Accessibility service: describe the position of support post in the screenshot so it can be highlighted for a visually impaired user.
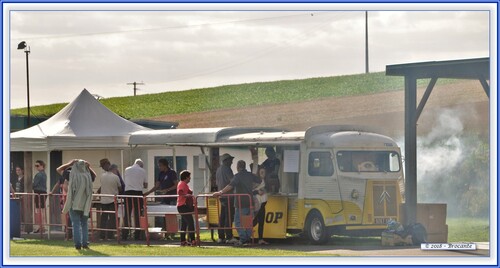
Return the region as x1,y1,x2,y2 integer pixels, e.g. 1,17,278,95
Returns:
46,151,51,239
365,11,369,74
404,75,418,225
25,50,31,127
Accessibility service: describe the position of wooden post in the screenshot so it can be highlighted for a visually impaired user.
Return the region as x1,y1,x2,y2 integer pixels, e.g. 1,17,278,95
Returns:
23,152,33,233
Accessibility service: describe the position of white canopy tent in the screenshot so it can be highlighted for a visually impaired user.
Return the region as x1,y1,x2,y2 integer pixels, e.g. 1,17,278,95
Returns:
10,88,152,197
9,89,152,237
10,89,150,151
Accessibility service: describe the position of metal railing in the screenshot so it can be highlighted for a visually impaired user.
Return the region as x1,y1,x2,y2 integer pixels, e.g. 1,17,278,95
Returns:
197,193,254,244
11,192,68,239
11,192,254,246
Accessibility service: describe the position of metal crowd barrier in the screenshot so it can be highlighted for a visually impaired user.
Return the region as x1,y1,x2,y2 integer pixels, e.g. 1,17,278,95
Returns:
196,193,254,245
89,194,120,242
141,194,200,246
11,192,69,239
11,192,254,246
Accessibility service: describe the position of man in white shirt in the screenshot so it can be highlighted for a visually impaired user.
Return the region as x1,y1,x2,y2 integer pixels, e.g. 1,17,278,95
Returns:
122,159,148,240
98,158,122,240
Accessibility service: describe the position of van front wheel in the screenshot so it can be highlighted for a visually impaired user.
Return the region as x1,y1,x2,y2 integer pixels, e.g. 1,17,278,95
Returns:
305,210,329,244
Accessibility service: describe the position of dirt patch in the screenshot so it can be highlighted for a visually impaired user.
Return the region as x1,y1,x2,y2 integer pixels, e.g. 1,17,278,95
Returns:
152,80,489,137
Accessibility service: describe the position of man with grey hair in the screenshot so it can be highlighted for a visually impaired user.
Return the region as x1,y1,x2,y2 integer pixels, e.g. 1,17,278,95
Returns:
122,159,148,240
214,160,261,246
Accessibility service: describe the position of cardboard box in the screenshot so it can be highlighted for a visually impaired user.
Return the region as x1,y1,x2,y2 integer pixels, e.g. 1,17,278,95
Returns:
426,224,448,243
381,231,413,246
416,203,447,233
401,203,447,233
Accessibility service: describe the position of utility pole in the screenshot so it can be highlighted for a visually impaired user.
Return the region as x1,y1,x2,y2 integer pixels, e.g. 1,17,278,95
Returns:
17,41,31,126
127,81,144,96
365,11,369,74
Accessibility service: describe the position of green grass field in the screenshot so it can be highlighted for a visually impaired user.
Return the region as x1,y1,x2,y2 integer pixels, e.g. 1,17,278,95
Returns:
10,72,458,119
447,217,490,242
9,239,332,257
9,218,488,257
10,230,333,257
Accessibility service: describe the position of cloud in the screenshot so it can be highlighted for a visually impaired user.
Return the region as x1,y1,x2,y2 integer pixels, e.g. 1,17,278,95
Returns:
370,11,489,67
8,8,490,108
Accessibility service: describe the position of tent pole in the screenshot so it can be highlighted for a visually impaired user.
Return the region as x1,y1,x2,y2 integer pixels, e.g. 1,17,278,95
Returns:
46,151,51,239
120,150,124,175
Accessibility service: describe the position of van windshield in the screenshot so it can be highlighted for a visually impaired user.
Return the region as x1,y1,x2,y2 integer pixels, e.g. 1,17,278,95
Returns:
336,151,400,172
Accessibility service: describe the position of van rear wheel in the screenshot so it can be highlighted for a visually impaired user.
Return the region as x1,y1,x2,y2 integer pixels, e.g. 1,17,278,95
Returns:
305,210,329,244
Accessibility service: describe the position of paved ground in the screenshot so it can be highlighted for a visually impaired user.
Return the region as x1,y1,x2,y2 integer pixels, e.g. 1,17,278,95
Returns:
138,239,490,257
195,239,490,257
288,243,490,257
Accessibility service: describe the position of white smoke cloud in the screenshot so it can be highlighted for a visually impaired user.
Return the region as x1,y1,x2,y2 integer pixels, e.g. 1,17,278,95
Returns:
396,106,489,216
418,109,465,178
395,108,466,179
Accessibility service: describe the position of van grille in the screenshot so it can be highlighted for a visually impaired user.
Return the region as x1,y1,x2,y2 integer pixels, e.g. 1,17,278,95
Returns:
372,183,397,223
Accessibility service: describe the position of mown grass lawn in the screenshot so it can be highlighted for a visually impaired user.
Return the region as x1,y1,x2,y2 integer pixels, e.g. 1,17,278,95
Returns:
9,230,332,257
9,239,332,257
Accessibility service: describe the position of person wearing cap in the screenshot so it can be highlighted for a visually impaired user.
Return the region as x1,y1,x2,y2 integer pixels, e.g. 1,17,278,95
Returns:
214,153,237,244
122,159,148,240
97,158,122,240
214,160,261,246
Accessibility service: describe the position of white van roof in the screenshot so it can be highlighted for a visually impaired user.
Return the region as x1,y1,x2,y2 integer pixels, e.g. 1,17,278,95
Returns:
128,127,289,146
128,125,396,148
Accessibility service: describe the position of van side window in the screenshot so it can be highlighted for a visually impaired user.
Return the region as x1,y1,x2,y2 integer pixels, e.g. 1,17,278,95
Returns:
308,151,334,176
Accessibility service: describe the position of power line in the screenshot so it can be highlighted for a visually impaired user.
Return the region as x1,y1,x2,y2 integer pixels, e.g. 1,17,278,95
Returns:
12,12,332,41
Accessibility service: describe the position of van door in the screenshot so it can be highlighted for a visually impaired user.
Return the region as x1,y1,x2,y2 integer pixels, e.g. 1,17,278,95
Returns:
304,149,343,214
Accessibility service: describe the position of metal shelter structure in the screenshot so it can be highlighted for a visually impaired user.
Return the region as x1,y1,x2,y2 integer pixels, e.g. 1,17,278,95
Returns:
385,57,490,224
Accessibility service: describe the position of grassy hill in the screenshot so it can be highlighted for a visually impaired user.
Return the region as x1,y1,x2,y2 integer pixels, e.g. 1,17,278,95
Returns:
11,72,453,119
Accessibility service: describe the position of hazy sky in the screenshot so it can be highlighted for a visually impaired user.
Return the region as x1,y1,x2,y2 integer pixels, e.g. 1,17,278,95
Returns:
7,3,492,109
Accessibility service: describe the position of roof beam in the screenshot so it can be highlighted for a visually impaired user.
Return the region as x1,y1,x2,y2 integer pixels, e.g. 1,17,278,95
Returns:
386,57,490,81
